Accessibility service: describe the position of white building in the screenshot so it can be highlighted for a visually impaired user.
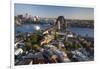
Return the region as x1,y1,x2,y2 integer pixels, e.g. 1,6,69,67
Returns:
15,48,23,55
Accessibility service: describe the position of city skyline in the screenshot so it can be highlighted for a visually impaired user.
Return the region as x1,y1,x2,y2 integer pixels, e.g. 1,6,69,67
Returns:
15,3,94,20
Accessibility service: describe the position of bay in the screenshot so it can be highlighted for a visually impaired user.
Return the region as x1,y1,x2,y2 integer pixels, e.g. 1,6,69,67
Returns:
15,24,94,38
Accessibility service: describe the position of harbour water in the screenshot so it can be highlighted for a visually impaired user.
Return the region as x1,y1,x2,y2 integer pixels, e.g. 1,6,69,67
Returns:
15,24,94,38
67,28,94,38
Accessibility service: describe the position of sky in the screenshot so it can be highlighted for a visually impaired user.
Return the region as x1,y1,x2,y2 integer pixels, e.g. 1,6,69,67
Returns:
14,3,94,20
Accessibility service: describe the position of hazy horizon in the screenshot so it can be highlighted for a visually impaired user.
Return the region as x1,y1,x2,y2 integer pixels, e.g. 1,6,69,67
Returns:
15,4,94,20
